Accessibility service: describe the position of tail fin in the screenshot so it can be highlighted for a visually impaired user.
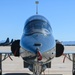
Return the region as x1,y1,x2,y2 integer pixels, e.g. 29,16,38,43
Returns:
5,38,9,43
11,39,13,43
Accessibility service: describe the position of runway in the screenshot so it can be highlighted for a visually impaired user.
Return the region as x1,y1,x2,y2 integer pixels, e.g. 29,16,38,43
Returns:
0,46,74,75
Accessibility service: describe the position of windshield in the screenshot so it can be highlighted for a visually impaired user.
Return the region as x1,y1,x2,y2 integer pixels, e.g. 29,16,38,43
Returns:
24,20,52,35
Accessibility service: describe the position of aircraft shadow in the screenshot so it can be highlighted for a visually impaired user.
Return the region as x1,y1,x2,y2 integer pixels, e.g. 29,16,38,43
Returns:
4,73,62,75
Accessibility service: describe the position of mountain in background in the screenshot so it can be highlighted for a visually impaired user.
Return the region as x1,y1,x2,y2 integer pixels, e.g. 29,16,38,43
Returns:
62,41,75,46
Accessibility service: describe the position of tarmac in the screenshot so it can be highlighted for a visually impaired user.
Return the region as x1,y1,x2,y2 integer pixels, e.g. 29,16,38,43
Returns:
1,55,72,75
0,46,74,75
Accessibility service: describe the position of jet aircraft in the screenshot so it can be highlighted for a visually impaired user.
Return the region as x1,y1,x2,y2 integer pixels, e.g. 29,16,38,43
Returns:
0,1,75,75
9,15,64,75
0,12,75,75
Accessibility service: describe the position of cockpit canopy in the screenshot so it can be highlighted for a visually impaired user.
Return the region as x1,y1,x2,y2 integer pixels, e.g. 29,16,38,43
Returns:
24,15,52,35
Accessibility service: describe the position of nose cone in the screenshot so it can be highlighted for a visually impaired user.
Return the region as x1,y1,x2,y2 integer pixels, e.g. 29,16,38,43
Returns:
20,34,37,53
20,33,55,54
20,15,55,54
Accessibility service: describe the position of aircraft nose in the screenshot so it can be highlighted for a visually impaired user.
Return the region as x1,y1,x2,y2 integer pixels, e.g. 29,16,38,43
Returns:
20,35,38,53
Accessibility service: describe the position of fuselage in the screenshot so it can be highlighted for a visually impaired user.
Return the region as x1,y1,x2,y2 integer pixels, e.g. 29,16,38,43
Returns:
20,15,56,64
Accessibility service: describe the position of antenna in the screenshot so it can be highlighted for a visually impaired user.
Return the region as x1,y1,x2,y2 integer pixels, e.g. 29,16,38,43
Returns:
35,1,39,14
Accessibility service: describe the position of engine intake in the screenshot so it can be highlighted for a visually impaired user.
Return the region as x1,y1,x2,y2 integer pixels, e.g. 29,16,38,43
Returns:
11,40,20,56
56,42,64,57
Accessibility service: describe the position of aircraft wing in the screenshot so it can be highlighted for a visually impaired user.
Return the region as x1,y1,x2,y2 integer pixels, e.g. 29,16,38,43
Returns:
62,41,75,54
0,46,12,54
64,50,75,54
0,44,75,54
0,50,12,54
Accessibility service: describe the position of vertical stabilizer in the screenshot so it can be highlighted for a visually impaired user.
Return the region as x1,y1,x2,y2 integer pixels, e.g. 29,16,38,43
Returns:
5,38,9,43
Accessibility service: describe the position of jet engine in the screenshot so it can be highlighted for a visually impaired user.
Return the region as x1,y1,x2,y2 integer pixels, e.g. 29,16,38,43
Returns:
11,40,20,56
56,42,64,57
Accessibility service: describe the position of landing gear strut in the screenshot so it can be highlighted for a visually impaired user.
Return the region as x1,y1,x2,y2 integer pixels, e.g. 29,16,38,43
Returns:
33,62,42,75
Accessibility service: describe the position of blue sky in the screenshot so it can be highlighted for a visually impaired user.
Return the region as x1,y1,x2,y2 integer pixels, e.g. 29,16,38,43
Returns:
0,0,75,41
